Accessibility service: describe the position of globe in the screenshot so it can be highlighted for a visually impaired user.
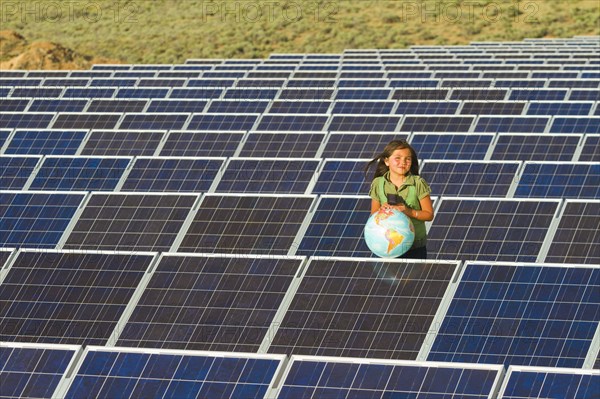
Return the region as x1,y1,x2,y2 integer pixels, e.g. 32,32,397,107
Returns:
364,208,415,258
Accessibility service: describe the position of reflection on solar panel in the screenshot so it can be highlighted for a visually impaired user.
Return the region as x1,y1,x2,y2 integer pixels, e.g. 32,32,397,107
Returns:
257,115,328,131
177,194,314,255
239,132,325,157
207,100,269,113
52,113,121,130
159,131,244,157
0,343,78,399
428,262,600,368
550,117,600,133
515,162,600,198
187,114,258,130
329,115,400,132
396,101,460,115
527,101,593,116
323,133,403,160
421,161,520,197
410,133,494,160
0,191,85,248
118,113,189,130
121,157,223,192
401,116,474,132
117,254,303,351
87,99,148,113
475,116,549,133
0,113,54,129
0,156,40,190
277,357,503,399
0,250,153,344
498,366,600,399
296,196,372,257
62,347,284,399
312,160,371,195
4,130,87,156
63,193,197,251
428,198,560,262
491,134,581,161
29,156,130,191
268,258,458,359
544,200,600,264
81,130,164,156
269,101,331,114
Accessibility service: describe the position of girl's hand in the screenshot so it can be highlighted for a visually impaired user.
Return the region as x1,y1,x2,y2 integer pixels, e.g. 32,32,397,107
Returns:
382,203,408,213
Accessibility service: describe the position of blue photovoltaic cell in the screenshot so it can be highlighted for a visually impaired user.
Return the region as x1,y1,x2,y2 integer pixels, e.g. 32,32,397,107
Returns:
312,160,371,195
0,251,153,344
160,131,243,157
428,263,600,368
388,79,439,88
400,116,474,132
550,117,600,134
335,89,391,100
118,114,189,130
515,163,600,199
278,359,501,399
147,100,208,113
0,156,40,190
81,131,164,156
0,113,54,129
117,255,301,351
491,134,581,161
257,115,328,131
269,101,331,114
410,133,494,160
322,133,407,158
329,116,401,132
338,79,387,87
29,157,131,191
116,88,169,98
170,88,223,99
421,162,520,197
428,199,559,262
545,201,600,265
121,157,223,192
475,117,549,133
65,350,282,399
207,100,269,113
579,134,600,161
526,102,593,116
28,99,88,113
89,78,137,87
569,89,600,101
224,89,279,100
10,88,62,98
4,130,87,156
395,101,460,115
187,114,258,130
216,159,319,193
296,196,373,257
500,368,600,399
239,132,325,157
63,88,115,98
0,345,77,399
278,89,334,100
0,192,84,248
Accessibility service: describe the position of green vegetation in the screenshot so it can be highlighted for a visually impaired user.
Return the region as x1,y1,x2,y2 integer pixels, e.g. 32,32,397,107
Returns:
2,0,598,63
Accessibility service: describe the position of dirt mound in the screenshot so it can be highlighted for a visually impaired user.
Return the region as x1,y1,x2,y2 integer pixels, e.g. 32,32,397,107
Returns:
0,30,120,70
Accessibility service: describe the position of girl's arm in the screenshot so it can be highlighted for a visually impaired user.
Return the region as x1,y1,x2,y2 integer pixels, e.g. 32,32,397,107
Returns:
371,199,381,214
378,195,435,221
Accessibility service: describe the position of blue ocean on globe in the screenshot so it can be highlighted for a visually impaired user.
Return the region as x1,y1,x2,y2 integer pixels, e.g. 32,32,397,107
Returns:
364,208,415,258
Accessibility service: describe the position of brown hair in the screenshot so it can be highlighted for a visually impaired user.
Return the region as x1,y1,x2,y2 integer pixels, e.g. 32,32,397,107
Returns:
365,139,420,179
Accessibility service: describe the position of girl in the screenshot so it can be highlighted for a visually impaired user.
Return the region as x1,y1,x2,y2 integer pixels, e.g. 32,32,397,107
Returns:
366,139,434,259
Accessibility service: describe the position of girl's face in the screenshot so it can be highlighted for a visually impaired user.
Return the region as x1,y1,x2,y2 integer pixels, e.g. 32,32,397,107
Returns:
385,147,412,176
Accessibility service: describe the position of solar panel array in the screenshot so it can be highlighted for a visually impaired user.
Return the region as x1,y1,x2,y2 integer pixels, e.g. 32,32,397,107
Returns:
2,36,600,397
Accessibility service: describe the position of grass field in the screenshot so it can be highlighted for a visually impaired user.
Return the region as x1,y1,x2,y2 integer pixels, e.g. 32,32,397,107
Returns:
1,0,599,64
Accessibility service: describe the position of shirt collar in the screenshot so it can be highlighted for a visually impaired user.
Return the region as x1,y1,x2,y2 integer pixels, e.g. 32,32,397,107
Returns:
384,171,416,186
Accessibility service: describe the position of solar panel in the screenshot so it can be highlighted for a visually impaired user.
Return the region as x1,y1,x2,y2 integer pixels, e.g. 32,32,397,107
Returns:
169,88,223,99
550,117,600,134
3,129,87,156
497,366,600,399
176,194,314,255
0,191,85,248
61,347,284,399
410,133,495,160
267,257,458,359
138,78,186,87
115,88,170,99
321,132,406,158
509,89,567,101
312,159,371,195
62,87,115,99
278,88,334,100
0,113,54,129
0,155,41,190
239,132,325,157
224,88,279,100
338,79,387,88
42,78,89,87
494,79,546,88
117,253,304,351
256,114,328,131
187,114,258,130
207,100,269,113
29,156,131,191
121,157,224,192
461,102,526,115
475,116,549,133
10,87,63,98
450,89,507,101
421,161,520,197
52,113,121,130
395,101,460,115
401,116,474,132
428,198,560,262
63,193,198,252
0,250,154,344
527,101,593,116
427,262,600,368
86,99,147,113
0,129,11,147
28,99,88,113
491,133,582,161
335,89,391,100
0,99,31,112
569,89,600,101
89,78,137,87
543,200,600,264
118,113,189,130
276,357,503,399
80,130,165,156
216,158,319,193
159,130,244,157
515,162,600,199
329,115,401,132
0,343,79,399
579,134,600,161
269,100,331,114
331,101,394,114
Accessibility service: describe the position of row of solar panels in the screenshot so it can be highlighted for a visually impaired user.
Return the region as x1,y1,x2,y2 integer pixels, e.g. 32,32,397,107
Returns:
1,191,598,263
2,155,598,197
2,342,598,399
1,253,599,367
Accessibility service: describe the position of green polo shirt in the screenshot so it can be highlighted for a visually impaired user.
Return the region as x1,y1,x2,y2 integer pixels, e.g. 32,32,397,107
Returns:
369,172,432,248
